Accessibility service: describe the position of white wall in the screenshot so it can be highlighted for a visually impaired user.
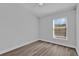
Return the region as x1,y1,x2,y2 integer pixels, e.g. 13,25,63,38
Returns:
76,4,79,56
0,4,39,54
0,3,77,55
40,10,76,48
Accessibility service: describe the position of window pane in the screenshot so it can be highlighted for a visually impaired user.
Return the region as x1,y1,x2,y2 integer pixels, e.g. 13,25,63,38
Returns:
53,17,66,39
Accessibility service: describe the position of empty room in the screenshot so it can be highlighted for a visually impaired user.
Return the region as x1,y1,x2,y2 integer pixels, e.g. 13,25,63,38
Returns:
0,3,79,56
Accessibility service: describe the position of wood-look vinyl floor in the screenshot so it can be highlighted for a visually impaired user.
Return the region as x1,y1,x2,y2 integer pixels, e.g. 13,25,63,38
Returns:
0,40,77,56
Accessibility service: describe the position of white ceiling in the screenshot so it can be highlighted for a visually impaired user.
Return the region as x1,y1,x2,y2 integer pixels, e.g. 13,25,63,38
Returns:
20,3,77,18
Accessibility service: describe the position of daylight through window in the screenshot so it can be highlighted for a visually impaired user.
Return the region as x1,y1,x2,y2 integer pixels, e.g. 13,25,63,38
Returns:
53,17,67,39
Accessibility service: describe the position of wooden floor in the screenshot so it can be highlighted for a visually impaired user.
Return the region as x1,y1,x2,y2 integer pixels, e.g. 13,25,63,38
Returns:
0,40,77,56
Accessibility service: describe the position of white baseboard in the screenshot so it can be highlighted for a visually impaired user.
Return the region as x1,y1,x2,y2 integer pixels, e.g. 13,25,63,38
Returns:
0,38,77,55
76,47,79,56
38,39,75,48
0,39,38,55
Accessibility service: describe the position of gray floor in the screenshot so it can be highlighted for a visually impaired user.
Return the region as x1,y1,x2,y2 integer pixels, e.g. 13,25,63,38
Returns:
0,40,78,56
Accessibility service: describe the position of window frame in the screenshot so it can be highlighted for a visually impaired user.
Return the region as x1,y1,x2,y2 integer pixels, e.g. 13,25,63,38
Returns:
53,17,68,40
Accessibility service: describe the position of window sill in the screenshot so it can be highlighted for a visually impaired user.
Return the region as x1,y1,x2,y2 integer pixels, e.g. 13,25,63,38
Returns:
53,36,67,40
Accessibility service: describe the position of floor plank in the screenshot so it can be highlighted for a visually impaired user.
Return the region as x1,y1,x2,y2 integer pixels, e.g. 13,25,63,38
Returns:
0,40,78,56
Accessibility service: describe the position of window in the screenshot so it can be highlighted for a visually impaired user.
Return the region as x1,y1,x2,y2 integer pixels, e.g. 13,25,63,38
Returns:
53,17,67,39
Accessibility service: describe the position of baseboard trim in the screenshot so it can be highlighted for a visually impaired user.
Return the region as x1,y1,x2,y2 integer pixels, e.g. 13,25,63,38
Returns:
38,39,76,48
76,47,79,56
0,38,77,55
0,39,38,55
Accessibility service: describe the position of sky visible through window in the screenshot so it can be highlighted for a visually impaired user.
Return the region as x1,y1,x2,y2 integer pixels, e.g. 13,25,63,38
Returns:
54,18,66,25
53,17,66,39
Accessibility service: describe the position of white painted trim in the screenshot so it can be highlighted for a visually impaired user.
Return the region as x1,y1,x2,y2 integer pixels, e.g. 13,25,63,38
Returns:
0,38,76,55
38,39,75,48
53,17,68,40
0,39,38,55
76,47,79,56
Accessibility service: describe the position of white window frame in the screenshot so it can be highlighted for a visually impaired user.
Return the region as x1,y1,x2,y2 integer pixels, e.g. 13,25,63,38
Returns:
53,17,68,40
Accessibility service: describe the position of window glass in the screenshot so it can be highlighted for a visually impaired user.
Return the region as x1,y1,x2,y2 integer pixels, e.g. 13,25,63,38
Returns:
53,17,67,39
